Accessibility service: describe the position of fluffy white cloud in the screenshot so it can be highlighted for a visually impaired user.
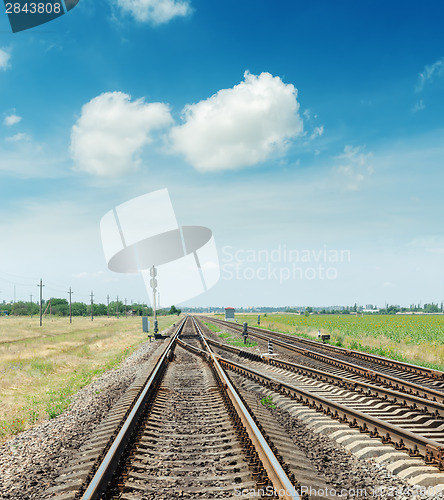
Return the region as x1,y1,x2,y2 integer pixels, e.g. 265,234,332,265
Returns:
417,57,444,91
170,72,304,171
0,48,11,70
334,145,373,191
115,0,191,24
4,113,21,126
70,91,173,177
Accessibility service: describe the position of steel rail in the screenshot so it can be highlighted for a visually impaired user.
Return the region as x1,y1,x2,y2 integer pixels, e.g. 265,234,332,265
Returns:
203,316,444,381
80,317,186,500
213,354,444,470
203,336,444,418
200,317,444,403
190,317,300,500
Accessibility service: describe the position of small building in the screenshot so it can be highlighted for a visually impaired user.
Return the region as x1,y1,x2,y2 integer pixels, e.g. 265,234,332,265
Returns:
224,307,235,321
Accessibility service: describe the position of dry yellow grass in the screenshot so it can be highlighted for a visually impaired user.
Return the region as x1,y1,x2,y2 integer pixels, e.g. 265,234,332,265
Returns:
0,315,178,443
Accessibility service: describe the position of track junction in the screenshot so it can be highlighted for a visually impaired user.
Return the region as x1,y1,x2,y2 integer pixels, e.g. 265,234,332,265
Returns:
48,316,444,499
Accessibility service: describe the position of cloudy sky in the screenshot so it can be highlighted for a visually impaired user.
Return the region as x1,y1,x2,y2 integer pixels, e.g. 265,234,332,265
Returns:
0,0,443,308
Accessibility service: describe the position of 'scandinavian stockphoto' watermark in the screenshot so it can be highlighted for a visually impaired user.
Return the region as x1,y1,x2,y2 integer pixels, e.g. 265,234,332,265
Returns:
222,244,351,284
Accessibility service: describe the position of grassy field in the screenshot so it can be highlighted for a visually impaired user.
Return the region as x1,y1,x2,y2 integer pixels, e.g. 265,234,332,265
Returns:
216,313,444,372
0,315,179,443
203,321,258,348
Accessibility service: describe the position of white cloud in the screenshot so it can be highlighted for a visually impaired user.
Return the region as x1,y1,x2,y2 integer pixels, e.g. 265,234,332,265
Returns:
70,91,173,177
4,113,22,126
115,0,191,24
0,48,11,70
5,132,30,142
170,71,304,171
334,145,373,191
310,125,324,139
411,100,425,113
417,57,444,91
0,134,68,178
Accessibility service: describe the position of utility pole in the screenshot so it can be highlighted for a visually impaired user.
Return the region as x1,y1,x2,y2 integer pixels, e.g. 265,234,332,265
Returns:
30,294,33,319
107,294,110,318
90,291,94,321
116,296,119,318
68,288,73,324
125,298,127,318
38,279,44,327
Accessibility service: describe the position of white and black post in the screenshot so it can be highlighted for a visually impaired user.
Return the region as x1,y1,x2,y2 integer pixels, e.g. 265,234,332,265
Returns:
150,265,159,337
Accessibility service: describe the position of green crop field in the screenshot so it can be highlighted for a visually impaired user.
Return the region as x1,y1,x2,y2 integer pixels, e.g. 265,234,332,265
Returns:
220,313,444,372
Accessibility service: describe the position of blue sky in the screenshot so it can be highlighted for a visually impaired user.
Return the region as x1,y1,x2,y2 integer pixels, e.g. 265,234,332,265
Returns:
0,0,443,308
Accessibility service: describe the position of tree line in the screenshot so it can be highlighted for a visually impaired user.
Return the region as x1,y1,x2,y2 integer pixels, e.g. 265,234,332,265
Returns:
0,299,181,317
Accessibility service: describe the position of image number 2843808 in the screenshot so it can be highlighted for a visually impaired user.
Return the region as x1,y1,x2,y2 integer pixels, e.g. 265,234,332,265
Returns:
3,0,80,32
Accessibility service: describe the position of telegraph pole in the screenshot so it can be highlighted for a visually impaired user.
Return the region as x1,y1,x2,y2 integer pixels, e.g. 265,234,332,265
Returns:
30,294,33,319
38,279,44,327
107,294,110,318
90,291,94,321
125,298,127,318
116,296,119,318
68,288,73,324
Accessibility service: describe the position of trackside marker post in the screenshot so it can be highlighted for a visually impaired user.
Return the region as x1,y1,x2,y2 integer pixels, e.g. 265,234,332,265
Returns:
242,322,248,345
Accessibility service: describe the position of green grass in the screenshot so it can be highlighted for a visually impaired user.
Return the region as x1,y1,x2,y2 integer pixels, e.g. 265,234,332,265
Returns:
218,332,258,348
29,359,53,376
203,321,221,333
232,313,444,372
261,395,276,409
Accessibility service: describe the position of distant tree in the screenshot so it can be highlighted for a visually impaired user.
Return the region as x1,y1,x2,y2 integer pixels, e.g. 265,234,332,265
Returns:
424,303,440,313
169,305,181,316
95,303,108,316
49,298,69,316
11,301,28,315
1,303,12,315
383,304,400,314
71,302,87,316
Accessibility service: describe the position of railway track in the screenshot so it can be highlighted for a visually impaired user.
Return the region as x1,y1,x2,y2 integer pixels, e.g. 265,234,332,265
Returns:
48,315,444,499
201,316,444,402
49,317,306,499
196,318,444,490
